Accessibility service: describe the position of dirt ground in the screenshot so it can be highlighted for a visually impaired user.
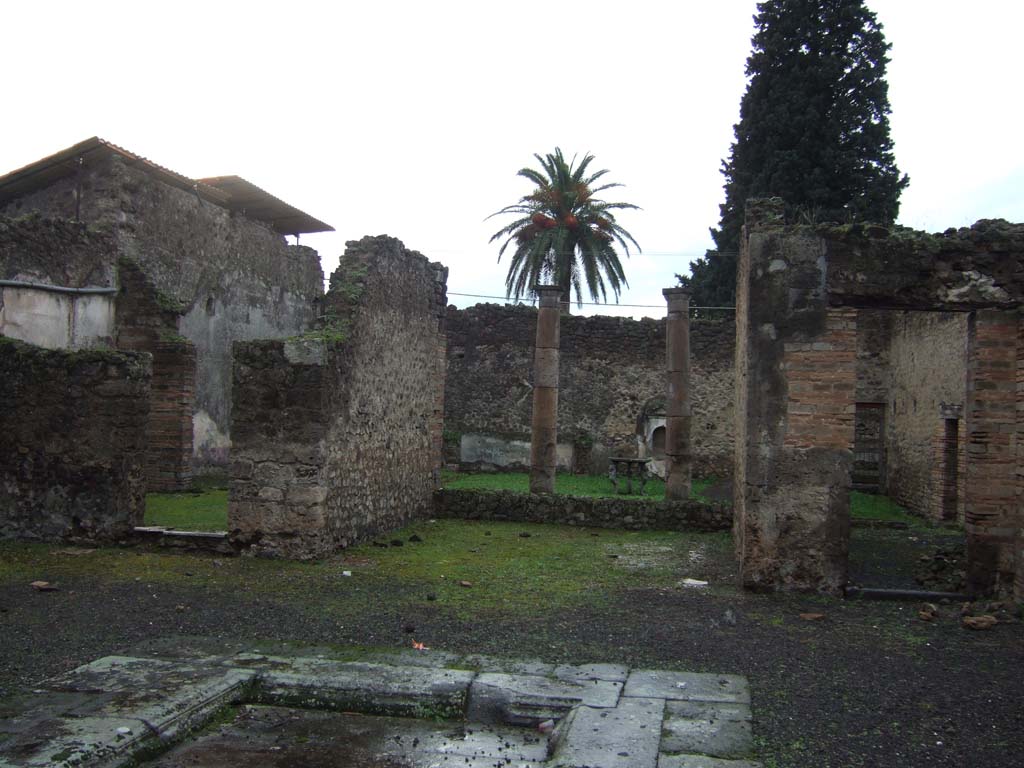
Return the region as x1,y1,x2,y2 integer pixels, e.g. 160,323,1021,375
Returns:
1,524,1021,768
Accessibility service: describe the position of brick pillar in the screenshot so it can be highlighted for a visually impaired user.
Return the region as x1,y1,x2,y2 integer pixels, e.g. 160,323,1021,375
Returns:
663,287,692,500
146,340,196,492
734,199,854,593
964,309,1019,595
530,286,562,494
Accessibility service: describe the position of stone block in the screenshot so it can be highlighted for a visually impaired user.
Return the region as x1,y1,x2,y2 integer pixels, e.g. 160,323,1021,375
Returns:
286,485,328,505
623,670,750,704
548,697,664,768
253,659,474,718
466,672,622,726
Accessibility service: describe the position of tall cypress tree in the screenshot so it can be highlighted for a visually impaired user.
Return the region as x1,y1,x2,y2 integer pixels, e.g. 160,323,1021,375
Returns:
681,0,908,306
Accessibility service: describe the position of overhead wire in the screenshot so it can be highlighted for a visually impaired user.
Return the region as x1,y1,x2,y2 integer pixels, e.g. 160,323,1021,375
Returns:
446,291,735,311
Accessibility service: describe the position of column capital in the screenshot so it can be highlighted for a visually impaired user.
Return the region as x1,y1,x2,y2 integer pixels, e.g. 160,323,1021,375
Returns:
663,287,691,314
534,285,562,309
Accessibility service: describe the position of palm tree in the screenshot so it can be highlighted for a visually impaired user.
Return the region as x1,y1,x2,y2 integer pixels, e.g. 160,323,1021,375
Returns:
488,148,640,310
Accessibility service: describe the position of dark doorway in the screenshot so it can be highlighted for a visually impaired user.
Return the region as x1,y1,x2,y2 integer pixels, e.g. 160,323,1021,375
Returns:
852,403,885,493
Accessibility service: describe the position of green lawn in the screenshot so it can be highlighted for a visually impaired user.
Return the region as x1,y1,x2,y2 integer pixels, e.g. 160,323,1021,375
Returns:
142,471,928,534
441,470,714,501
144,486,228,532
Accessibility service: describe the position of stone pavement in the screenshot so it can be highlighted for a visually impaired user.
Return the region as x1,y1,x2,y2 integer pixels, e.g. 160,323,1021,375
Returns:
0,648,760,767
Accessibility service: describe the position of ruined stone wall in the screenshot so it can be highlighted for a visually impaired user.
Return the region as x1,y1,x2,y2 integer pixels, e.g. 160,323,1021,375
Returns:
884,312,968,519
1,154,324,470
230,236,447,558
444,305,735,478
856,310,892,404
0,214,117,287
0,337,149,542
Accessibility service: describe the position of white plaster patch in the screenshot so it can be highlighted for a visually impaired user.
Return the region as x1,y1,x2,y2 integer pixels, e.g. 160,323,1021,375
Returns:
768,259,788,273
193,410,231,461
941,270,1010,304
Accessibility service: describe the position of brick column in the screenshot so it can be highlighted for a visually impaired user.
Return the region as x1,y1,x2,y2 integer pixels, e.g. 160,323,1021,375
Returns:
964,309,1019,595
734,199,854,593
663,287,692,500
530,286,562,494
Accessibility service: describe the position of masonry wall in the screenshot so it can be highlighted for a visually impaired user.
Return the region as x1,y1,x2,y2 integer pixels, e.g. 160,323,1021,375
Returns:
0,337,149,542
436,489,731,532
230,236,447,558
884,311,968,519
444,305,735,478
1,153,324,471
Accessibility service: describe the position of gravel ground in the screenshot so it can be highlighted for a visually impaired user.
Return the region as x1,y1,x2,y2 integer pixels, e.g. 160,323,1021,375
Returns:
1,531,1021,768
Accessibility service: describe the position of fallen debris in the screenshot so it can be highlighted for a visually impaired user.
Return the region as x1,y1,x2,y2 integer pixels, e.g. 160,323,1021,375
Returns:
459,580,473,588
29,581,58,592
799,613,826,621
679,578,709,588
962,615,997,631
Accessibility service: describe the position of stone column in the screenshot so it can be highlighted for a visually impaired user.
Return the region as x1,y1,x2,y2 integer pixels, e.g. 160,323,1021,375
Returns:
733,199,854,594
530,285,562,494
663,287,692,500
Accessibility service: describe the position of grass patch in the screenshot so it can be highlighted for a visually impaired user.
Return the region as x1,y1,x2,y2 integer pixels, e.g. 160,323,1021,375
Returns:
145,488,228,532
0,521,735,620
849,492,960,532
442,470,714,501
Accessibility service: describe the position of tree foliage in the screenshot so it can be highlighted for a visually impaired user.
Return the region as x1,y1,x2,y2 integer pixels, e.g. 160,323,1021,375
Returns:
680,0,908,306
489,148,640,308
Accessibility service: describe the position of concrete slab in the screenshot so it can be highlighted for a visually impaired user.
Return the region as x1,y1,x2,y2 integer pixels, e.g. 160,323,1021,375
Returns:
351,648,463,669
0,714,153,768
254,658,474,718
666,700,752,723
145,705,546,768
459,653,556,677
1,649,756,767
658,755,763,768
43,656,257,741
467,672,622,726
552,662,630,683
549,697,665,768
661,713,754,759
624,670,750,704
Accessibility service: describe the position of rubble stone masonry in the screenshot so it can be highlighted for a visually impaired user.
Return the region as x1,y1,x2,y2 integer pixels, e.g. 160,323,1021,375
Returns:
229,236,447,558
1,152,324,470
0,336,149,542
444,304,735,478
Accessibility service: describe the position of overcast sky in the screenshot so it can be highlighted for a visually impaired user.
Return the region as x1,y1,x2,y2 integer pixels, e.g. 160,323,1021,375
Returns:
3,1,1021,318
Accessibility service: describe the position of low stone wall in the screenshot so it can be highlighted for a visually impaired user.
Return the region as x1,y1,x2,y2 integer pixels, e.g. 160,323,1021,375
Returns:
0,336,150,542
435,489,731,532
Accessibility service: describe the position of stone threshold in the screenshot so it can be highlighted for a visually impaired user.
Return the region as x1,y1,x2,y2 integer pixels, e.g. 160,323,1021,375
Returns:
0,649,760,768
132,526,237,554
